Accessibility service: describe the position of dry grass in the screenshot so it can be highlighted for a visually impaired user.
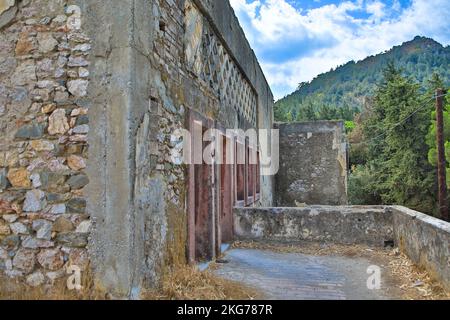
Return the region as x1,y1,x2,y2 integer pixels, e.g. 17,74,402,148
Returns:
141,265,261,300
1,263,259,300
387,252,449,300
232,240,450,300
0,267,107,300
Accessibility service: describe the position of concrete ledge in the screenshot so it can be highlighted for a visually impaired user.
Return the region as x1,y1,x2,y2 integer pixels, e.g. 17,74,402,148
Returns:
234,206,394,246
234,205,450,291
390,206,450,291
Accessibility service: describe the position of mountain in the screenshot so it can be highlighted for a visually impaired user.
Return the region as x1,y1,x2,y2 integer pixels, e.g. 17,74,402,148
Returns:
274,36,450,122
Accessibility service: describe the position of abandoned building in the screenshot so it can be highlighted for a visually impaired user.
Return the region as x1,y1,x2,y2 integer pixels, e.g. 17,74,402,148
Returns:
0,0,275,296
0,0,449,299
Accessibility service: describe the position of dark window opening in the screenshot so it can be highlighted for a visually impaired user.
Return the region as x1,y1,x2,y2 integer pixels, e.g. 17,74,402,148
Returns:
159,20,166,32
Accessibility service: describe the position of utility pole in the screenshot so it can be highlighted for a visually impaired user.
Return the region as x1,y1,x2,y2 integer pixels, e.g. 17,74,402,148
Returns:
435,88,449,221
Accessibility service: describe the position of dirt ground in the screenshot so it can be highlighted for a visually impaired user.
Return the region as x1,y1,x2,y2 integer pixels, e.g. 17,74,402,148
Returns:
141,265,259,300
219,240,449,300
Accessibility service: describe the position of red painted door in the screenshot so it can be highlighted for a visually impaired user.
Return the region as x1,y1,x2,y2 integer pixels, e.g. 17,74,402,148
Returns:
194,159,213,261
187,111,214,263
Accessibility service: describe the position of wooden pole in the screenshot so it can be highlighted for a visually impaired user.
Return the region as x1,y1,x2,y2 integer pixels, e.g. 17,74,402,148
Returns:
435,88,449,221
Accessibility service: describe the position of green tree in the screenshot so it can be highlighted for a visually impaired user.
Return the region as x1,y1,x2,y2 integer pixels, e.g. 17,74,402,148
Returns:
348,165,381,205
362,63,436,214
428,73,445,94
302,103,317,121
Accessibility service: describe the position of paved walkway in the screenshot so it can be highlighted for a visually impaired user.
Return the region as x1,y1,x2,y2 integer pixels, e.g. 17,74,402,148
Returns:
213,248,403,300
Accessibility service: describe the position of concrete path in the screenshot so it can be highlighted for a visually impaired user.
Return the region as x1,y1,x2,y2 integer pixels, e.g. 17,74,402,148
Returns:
213,248,402,300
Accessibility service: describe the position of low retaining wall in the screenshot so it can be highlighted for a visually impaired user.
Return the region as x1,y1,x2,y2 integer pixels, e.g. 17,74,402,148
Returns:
234,206,394,246
390,206,450,291
234,206,450,291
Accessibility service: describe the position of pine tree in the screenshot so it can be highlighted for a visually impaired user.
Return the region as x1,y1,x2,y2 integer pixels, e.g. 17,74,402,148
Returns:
363,63,436,214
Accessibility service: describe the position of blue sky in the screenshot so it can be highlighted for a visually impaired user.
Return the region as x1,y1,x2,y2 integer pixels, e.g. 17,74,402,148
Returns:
229,0,450,100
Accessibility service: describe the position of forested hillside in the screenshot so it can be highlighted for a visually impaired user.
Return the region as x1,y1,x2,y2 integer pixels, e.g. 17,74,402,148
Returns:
275,36,450,122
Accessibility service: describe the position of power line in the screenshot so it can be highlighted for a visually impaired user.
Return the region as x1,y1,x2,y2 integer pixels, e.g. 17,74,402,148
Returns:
353,92,450,146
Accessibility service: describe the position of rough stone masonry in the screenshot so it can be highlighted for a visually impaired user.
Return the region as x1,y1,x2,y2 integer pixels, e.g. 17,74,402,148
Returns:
275,121,348,206
0,0,91,288
0,0,275,297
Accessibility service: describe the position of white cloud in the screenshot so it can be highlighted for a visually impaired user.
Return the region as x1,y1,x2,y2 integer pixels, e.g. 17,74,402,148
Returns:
392,0,401,12
230,0,450,100
366,1,386,21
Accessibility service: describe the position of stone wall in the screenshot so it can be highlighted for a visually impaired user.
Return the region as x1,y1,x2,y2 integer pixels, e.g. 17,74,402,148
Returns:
234,206,394,246
274,121,348,206
0,0,274,297
0,0,91,287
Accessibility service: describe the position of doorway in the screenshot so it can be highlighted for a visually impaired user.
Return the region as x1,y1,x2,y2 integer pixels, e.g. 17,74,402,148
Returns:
220,134,234,243
187,111,215,263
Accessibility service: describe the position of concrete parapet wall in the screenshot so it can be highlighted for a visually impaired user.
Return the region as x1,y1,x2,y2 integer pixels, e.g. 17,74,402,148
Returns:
234,206,394,246
390,206,450,291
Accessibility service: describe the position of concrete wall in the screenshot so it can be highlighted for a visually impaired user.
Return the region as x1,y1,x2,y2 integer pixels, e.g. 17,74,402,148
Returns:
274,121,348,206
83,0,274,298
391,206,450,291
234,206,450,291
234,206,394,246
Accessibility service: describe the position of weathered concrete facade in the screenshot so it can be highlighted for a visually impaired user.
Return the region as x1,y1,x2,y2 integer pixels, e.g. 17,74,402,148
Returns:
0,0,274,297
234,206,450,291
275,121,348,206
